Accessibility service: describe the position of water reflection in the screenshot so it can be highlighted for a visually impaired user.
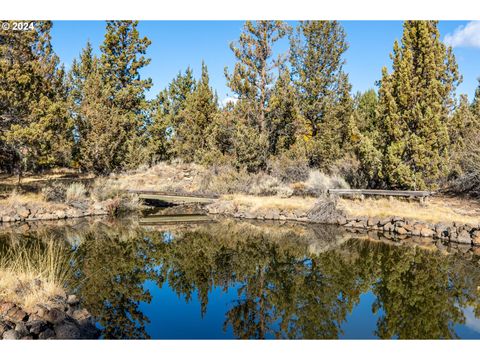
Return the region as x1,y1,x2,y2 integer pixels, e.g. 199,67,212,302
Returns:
1,218,479,339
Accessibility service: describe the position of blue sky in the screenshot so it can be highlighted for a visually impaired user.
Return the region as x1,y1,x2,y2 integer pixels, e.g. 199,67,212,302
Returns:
50,21,480,102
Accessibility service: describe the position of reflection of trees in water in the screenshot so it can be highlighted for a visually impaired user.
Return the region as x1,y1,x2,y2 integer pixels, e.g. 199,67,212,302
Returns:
1,219,479,339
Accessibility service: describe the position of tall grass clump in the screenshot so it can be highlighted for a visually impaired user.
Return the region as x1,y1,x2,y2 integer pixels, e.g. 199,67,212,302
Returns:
305,170,350,196
65,182,87,203
0,239,75,310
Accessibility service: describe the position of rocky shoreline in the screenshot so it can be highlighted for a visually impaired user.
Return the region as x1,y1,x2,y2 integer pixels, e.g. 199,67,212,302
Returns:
206,198,480,247
0,202,110,223
0,295,99,340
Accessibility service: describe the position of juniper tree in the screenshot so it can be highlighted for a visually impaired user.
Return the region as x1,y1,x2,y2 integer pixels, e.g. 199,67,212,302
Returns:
0,21,73,173
290,21,353,170
266,66,300,155
472,79,480,120
100,20,152,170
147,68,196,162
225,21,290,132
174,62,218,162
377,21,461,190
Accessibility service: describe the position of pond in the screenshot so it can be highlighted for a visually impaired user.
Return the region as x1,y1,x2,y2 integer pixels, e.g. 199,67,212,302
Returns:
1,217,480,339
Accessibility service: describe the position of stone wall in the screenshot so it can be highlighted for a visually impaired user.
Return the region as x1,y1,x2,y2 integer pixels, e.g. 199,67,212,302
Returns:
206,199,480,247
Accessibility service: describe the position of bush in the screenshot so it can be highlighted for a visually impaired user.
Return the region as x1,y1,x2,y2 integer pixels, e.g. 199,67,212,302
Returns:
304,170,349,196
276,185,294,198
267,155,309,183
41,182,66,202
65,183,87,203
248,173,281,196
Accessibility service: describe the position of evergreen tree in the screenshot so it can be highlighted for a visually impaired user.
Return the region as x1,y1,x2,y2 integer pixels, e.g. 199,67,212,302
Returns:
147,68,196,162
100,20,152,170
290,21,353,170
377,21,461,190
0,21,73,173
76,58,127,174
174,62,218,162
472,79,480,120
266,66,300,155
225,21,290,132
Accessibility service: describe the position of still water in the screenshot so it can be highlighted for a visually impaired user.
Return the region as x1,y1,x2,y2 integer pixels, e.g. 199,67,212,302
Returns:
1,217,480,339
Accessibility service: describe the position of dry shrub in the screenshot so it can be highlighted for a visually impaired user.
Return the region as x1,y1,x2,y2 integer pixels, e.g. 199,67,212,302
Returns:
200,165,251,194
248,173,281,196
90,178,123,202
267,155,310,183
304,170,349,196
65,182,87,203
41,182,67,202
276,185,294,198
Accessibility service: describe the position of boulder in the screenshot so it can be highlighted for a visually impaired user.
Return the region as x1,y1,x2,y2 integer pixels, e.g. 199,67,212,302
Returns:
67,295,79,306
455,230,472,245
2,329,20,340
26,320,48,335
472,230,480,246
16,206,30,219
15,323,29,337
38,328,56,340
420,227,435,237
396,227,408,235
54,321,81,339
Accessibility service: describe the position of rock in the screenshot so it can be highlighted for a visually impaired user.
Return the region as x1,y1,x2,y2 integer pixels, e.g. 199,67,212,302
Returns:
353,220,367,229
420,227,435,237
471,230,480,246
42,308,66,325
26,320,48,335
367,218,379,227
15,323,29,337
396,227,408,235
455,230,472,245
38,328,56,340
72,309,90,322
2,329,20,340
0,302,16,315
383,223,394,232
0,322,9,336
16,206,30,219
21,335,34,340
5,306,28,323
54,322,81,339
66,295,79,306
55,210,66,219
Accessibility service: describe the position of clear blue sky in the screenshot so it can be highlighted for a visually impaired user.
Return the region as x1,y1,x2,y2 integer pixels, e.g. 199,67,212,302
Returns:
50,21,480,102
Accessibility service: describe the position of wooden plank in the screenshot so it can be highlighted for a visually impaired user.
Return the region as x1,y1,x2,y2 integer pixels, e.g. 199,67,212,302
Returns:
127,189,219,199
138,194,216,204
327,189,434,197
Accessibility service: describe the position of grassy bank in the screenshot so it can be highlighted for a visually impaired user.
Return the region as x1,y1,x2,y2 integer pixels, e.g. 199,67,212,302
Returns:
0,239,72,311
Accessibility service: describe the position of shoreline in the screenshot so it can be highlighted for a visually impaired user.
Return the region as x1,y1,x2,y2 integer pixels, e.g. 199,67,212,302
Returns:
1,194,479,246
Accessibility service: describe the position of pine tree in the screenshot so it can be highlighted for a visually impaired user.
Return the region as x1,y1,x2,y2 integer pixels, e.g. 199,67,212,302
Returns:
266,66,300,155
75,58,127,174
290,20,353,170
472,79,480,120
225,21,290,132
174,62,218,162
0,20,73,174
377,21,461,190
147,68,196,162
100,20,152,170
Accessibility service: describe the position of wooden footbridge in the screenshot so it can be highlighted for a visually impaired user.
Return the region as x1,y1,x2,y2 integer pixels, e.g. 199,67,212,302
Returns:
327,189,435,203
127,189,218,205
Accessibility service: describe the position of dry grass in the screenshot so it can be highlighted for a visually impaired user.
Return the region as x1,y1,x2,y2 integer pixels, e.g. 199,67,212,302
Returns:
224,194,317,212
0,190,67,211
338,196,480,226
0,239,73,311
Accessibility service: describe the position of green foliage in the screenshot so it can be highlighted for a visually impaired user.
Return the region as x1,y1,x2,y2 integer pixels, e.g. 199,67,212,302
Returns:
290,21,353,170
0,21,73,172
174,62,218,162
377,21,461,190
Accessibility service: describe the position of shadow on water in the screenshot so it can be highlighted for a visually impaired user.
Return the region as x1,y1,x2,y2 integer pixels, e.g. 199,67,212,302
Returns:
1,217,479,339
